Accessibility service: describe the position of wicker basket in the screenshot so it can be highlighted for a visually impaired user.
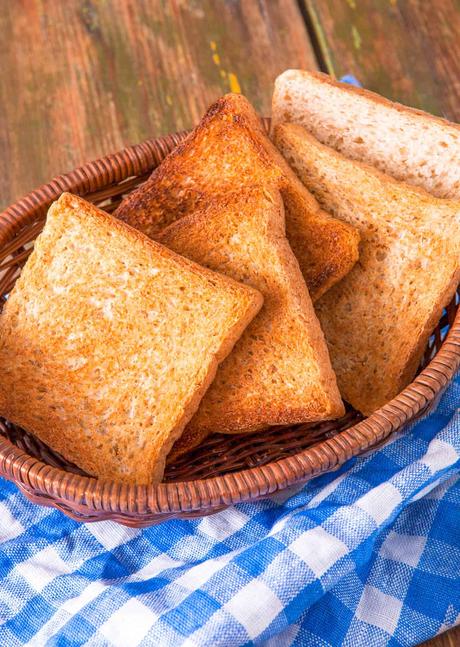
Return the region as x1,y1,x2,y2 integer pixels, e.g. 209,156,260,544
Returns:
0,121,459,527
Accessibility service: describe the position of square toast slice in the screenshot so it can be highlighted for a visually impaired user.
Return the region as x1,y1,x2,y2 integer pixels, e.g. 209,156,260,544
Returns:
0,193,262,484
275,123,460,415
272,69,460,200
161,185,344,460
114,93,359,302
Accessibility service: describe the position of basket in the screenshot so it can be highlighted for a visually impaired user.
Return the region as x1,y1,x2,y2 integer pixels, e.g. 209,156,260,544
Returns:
0,121,459,527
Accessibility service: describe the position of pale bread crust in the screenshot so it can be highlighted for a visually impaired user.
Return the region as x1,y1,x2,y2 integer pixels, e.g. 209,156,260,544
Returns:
273,70,460,134
0,193,262,484
275,123,460,415
114,93,359,301
161,185,344,458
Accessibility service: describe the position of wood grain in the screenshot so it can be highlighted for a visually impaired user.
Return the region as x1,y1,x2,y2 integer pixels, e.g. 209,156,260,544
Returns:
0,0,316,210
302,0,460,121
423,626,460,647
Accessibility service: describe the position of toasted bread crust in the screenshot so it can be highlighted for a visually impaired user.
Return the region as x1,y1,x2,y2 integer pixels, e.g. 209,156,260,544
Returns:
114,93,359,301
0,193,262,484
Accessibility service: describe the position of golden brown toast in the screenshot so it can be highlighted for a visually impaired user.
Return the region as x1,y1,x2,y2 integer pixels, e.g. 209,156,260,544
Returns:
0,193,262,484
275,123,460,415
161,185,344,459
114,93,359,301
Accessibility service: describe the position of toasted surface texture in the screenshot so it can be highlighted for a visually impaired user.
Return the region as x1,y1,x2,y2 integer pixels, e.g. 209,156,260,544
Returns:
0,193,262,484
275,123,460,415
114,93,359,301
272,69,460,200
160,185,344,453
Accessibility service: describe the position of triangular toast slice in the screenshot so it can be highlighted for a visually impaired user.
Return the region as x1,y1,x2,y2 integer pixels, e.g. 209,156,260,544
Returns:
114,94,359,301
272,69,460,199
160,185,344,458
0,193,262,484
275,123,460,415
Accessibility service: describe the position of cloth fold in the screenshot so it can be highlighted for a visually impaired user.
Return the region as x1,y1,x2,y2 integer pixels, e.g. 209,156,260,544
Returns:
0,371,459,646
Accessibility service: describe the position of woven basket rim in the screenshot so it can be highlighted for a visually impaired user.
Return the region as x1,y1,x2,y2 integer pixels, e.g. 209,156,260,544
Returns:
0,125,459,520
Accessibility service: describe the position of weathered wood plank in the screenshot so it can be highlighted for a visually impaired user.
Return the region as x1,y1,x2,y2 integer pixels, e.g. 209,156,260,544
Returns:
0,0,317,209
302,0,460,121
423,626,460,647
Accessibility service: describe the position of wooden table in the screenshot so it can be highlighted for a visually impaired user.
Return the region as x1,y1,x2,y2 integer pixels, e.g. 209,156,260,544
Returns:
1,1,459,644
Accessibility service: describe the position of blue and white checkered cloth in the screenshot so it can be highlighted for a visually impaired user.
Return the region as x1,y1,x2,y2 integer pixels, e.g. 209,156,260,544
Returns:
0,369,459,646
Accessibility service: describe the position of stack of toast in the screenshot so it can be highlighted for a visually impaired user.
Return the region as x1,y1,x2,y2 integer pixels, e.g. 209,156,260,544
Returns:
0,71,458,485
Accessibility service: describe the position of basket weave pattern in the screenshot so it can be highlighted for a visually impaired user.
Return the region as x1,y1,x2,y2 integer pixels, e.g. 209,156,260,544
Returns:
0,122,459,527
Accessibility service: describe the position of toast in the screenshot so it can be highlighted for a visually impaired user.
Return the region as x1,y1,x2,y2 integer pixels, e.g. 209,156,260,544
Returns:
272,69,460,200
274,123,460,415
161,185,344,458
114,93,359,301
0,193,262,484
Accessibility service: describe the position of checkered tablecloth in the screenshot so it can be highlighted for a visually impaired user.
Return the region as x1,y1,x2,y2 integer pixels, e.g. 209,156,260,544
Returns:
0,368,459,646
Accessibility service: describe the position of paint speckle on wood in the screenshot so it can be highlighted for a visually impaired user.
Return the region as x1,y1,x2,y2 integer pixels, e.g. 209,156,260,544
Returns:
351,25,361,50
228,73,242,94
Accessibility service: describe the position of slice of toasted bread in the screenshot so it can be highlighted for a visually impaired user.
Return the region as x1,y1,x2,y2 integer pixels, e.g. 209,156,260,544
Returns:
167,419,211,462
114,93,359,301
272,69,460,200
160,185,344,451
274,123,460,415
0,193,262,484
